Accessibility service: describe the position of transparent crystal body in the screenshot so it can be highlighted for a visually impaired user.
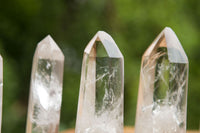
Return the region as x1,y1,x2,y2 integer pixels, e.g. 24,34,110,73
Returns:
75,31,124,133
135,27,188,133
0,56,2,133
26,35,64,133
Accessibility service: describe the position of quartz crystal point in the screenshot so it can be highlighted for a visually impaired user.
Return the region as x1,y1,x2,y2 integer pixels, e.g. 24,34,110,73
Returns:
75,31,124,133
26,35,64,133
0,56,2,133
135,27,188,133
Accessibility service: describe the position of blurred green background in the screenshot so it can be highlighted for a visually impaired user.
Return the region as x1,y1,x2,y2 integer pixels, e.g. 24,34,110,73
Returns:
0,0,200,132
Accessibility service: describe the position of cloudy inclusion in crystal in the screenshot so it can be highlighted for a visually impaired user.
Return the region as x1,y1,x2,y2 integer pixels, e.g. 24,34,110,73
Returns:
26,36,64,133
135,27,188,133
75,31,124,133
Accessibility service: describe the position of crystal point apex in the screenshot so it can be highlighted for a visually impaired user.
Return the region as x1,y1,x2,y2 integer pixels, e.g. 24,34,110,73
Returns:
35,35,64,60
84,31,123,58
144,27,188,63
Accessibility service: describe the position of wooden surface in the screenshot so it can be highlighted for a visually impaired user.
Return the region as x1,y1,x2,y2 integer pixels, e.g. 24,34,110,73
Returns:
61,127,199,133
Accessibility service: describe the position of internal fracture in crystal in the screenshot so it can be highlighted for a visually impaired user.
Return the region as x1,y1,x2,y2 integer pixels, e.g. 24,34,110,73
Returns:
75,31,124,133
26,35,64,133
135,27,188,133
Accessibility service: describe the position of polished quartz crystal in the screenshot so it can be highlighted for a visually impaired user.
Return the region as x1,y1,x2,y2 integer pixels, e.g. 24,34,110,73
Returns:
75,31,124,133
0,56,2,133
135,27,189,133
26,35,64,133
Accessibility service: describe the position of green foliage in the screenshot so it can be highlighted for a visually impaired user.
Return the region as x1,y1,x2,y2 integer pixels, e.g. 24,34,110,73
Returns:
0,0,200,132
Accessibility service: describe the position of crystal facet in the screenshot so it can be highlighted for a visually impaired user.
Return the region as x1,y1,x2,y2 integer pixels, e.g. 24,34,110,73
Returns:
75,31,124,133
0,56,2,133
26,35,64,133
135,27,189,133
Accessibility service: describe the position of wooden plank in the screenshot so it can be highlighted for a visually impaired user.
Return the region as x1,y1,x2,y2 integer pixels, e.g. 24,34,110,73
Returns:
61,127,199,133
